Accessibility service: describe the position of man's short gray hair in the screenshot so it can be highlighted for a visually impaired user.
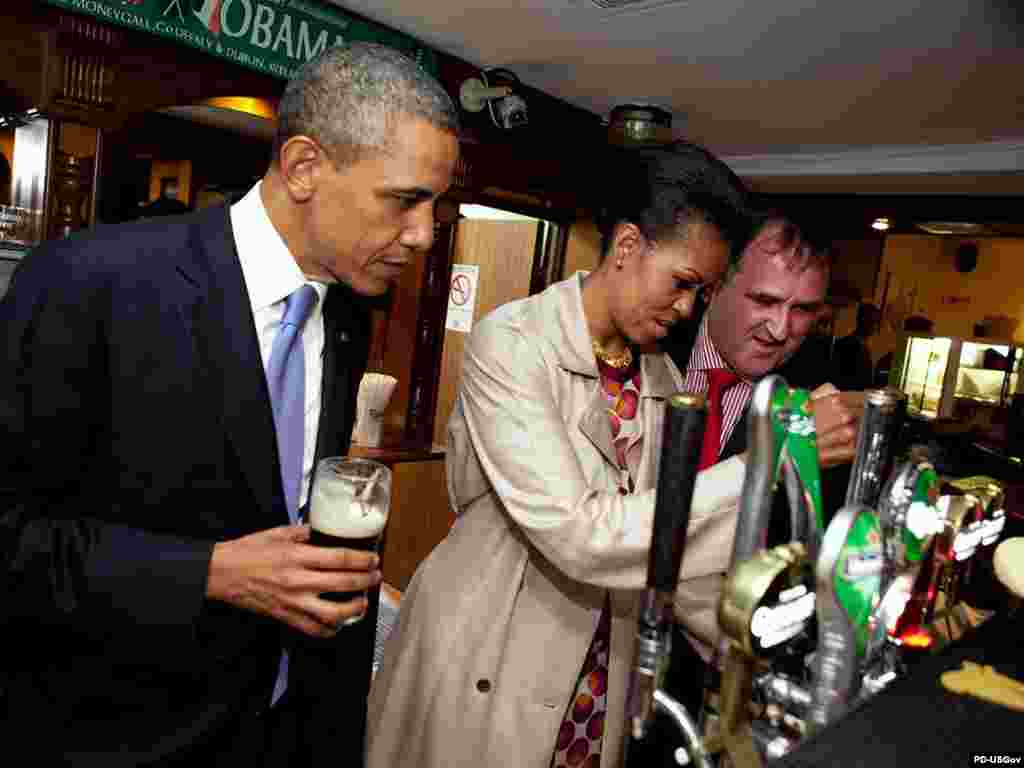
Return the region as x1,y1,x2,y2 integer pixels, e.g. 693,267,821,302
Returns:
274,42,459,167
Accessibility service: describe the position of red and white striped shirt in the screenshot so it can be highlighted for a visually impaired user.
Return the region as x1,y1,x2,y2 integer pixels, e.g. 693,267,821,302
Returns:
680,316,754,454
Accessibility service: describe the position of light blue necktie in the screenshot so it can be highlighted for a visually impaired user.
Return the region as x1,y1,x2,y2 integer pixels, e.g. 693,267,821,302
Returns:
266,283,317,706
267,284,317,524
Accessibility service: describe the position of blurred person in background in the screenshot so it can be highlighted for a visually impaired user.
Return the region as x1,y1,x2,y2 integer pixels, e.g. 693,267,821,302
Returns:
832,301,880,391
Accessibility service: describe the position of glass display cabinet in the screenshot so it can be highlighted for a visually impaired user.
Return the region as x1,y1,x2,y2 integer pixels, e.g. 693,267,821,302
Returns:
891,334,1022,420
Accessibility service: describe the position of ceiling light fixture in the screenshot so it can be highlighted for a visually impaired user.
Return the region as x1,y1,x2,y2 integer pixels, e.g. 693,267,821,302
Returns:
871,217,891,231
588,0,691,13
915,221,988,236
608,103,673,146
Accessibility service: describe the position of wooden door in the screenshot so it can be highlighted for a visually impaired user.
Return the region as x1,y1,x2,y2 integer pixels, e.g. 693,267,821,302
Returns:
432,218,540,447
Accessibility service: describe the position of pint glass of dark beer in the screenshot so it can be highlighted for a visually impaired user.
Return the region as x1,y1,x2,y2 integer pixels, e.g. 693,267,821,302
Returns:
309,457,391,626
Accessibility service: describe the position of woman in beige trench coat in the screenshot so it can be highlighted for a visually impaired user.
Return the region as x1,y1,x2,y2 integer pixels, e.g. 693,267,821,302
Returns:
367,143,751,768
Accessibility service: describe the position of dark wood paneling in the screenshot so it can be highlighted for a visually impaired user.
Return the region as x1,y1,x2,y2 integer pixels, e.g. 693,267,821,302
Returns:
3,1,283,131
1,1,49,111
404,221,456,445
528,220,568,296
375,241,428,437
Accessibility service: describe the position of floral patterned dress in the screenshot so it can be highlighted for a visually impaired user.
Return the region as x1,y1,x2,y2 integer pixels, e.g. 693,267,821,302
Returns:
551,354,643,768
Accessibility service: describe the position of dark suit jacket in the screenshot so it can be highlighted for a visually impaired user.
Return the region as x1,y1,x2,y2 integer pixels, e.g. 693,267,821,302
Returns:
0,205,374,765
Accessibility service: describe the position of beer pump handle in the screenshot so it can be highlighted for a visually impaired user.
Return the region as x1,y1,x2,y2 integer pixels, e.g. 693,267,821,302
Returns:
647,393,708,591
625,393,706,755
731,375,789,568
810,503,884,731
844,388,906,510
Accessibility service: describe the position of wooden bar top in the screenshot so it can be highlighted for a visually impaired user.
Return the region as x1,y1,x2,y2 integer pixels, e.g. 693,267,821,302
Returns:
348,441,446,465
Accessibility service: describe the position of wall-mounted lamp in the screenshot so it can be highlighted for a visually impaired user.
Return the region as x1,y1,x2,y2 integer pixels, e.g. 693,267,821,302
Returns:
459,69,528,130
871,217,891,232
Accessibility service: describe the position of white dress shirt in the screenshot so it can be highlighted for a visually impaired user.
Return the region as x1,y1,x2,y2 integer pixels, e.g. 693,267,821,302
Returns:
231,182,327,513
680,314,754,452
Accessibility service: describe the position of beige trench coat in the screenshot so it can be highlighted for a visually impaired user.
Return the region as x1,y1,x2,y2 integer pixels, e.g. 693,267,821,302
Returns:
367,274,742,768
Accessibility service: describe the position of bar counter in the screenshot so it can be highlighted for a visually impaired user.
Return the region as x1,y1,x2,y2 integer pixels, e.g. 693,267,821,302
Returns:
774,607,1024,768
348,442,446,464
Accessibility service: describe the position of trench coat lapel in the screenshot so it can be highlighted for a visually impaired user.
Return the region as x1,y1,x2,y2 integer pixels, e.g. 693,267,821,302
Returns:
579,390,619,470
634,353,677,490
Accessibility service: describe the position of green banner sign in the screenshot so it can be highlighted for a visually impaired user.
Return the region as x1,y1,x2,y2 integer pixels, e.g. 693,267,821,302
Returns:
40,0,438,80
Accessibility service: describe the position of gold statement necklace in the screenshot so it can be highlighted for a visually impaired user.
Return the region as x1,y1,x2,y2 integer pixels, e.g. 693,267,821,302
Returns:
592,339,634,369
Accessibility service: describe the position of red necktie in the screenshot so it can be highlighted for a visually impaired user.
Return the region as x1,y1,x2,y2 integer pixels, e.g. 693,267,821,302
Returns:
699,368,741,470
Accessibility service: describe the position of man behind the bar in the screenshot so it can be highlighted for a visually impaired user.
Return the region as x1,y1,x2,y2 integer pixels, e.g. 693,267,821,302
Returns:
667,216,862,473
646,215,864,760
0,42,458,766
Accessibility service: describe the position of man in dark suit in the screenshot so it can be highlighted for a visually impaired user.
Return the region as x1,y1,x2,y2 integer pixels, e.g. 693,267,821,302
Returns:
0,42,459,765
637,216,865,762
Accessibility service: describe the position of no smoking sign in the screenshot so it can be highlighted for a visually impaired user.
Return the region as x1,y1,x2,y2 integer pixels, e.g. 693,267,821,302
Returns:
450,273,472,306
446,264,479,333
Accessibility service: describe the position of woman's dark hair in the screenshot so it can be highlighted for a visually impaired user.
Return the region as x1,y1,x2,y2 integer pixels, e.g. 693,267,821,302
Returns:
592,141,752,265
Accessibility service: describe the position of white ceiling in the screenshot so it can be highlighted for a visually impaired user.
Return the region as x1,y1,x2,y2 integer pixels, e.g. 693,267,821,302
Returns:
329,0,1024,195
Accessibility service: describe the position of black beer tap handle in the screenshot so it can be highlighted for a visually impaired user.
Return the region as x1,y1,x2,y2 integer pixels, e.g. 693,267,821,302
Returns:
647,393,707,593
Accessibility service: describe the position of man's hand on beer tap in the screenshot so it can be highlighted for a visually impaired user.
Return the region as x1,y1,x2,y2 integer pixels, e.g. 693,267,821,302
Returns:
809,383,865,469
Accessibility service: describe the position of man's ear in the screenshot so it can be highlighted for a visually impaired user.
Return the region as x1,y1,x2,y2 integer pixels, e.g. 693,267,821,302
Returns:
277,135,323,203
610,222,645,268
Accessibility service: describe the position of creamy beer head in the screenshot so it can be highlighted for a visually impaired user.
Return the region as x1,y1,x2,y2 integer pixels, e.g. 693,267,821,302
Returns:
310,482,388,539
309,458,390,621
